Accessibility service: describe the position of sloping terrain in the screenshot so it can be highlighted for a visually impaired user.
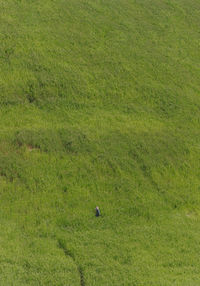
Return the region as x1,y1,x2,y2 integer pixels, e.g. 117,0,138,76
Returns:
0,0,200,285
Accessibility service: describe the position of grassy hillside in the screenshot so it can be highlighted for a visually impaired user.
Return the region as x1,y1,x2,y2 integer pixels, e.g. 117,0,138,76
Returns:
0,0,200,285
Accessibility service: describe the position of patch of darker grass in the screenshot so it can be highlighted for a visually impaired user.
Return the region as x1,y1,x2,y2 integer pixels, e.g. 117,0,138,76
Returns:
14,128,89,154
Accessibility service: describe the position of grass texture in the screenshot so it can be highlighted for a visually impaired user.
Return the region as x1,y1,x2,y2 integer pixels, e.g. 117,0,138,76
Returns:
0,0,200,285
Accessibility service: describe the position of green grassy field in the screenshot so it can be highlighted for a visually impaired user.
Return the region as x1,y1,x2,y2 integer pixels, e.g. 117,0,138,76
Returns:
0,0,200,285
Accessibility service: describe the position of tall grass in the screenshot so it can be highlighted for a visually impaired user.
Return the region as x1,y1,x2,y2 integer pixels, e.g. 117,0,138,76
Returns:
0,0,200,285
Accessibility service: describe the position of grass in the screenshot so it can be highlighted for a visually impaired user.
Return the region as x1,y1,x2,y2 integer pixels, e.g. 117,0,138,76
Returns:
0,0,200,285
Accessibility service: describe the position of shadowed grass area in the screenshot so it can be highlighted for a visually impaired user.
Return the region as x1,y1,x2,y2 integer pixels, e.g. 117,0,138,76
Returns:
0,0,200,285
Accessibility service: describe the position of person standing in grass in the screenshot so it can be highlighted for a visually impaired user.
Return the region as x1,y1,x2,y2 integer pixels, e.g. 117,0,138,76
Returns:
95,206,100,217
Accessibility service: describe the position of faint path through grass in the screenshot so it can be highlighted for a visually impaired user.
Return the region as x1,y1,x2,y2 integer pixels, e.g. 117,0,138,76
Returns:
58,239,85,286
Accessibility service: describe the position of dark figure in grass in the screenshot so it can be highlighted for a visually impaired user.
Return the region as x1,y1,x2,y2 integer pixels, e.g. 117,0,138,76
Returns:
95,206,100,217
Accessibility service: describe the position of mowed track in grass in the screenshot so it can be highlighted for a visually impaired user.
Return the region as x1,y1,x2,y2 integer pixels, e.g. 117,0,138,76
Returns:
0,0,200,285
